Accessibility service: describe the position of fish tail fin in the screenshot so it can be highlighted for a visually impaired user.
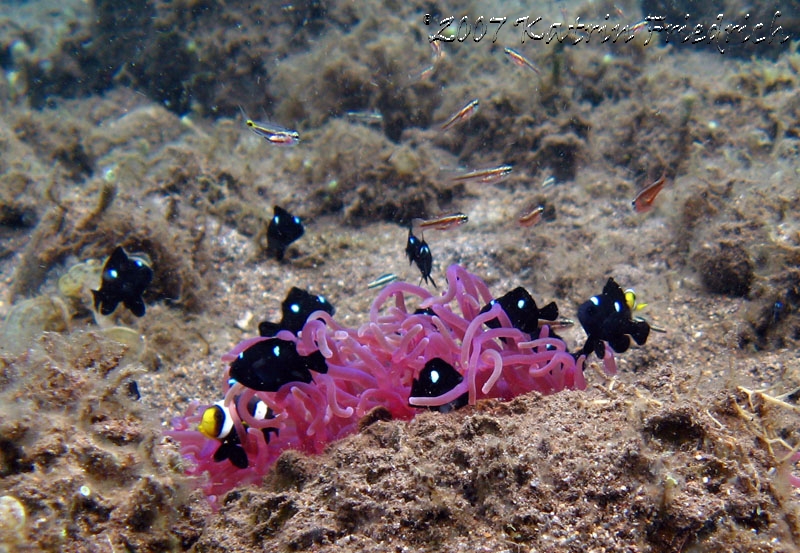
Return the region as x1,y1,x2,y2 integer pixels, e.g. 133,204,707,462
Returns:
92,289,118,315
307,350,329,374
539,301,559,321
258,321,281,337
630,319,651,345
126,296,147,317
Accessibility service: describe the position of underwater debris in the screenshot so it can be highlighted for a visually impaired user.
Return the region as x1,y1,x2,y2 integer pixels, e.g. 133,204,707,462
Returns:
58,259,102,300
1,295,70,355
0,495,26,549
694,241,755,297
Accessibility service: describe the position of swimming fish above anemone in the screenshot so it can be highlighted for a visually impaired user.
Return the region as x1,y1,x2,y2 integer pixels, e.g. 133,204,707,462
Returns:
258,287,335,337
267,205,304,261
229,337,328,392
405,228,436,287
577,277,651,359
92,246,153,317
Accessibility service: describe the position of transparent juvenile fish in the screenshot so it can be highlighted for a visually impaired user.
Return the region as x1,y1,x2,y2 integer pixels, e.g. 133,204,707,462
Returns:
440,98,479,132
503,47,541,75
430,40,445,61
412,212,468,233
367,273,399,289
541,318,574,329
632,173,667,213
518,205,544,227
345,110,384,126
409,64,436,82
450,165,513,185
240,107,300,146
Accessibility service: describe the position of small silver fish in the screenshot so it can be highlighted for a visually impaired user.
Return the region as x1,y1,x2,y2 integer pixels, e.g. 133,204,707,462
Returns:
367,273,398,289
450,165,513,185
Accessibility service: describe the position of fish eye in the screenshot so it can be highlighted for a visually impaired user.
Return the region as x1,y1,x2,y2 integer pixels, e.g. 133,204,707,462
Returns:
517,299,526,309
590,296,600,306
290,303,300,313
107,268,119,279
293,216,300,224
614,301,621,312
430,370,440,384
273,345,281,356
273,216,280,224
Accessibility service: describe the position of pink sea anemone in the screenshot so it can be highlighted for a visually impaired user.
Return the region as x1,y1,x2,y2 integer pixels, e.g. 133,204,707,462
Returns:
169,264,617,501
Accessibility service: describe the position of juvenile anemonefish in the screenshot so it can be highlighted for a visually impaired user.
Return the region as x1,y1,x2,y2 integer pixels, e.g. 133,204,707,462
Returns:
480,286,559,336
267,205,305,261
624,288,648,312
409,358,468,413
229,337,328,392
577,278,651,358
92,246,154,317
198,396,278,468
405,228,436,287
258,287,335,337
